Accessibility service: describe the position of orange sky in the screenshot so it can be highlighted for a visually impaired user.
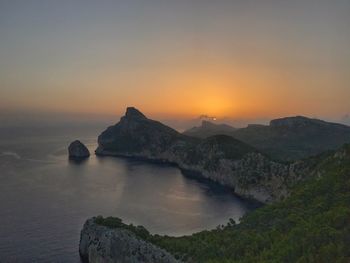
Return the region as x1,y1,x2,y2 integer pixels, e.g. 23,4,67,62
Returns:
1,1,349,121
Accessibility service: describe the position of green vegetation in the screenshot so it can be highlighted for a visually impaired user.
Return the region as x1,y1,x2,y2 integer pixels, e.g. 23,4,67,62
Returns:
96,145,350,263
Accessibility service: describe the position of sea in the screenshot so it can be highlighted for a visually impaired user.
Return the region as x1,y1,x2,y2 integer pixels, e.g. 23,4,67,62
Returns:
0,122,255,262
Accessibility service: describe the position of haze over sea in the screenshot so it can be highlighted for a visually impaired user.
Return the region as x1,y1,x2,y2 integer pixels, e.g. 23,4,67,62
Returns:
0,123,254,262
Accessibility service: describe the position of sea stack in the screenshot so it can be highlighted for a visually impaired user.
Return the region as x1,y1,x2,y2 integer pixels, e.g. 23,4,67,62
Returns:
68,140,90,159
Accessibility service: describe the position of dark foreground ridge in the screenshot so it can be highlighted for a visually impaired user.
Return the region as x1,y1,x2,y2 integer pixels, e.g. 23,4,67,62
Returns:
96,107,312,203
81,144,350,263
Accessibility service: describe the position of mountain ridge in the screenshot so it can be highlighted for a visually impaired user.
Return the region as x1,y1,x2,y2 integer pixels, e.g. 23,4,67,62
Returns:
184,115,350,161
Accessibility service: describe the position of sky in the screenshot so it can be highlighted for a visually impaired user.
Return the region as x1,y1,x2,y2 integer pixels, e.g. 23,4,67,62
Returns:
0,0,349,127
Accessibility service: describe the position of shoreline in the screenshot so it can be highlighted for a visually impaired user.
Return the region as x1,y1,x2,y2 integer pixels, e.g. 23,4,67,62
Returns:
95,150,264,208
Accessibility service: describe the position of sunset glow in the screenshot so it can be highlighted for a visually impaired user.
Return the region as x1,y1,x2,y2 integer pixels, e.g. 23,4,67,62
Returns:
0,1,349,123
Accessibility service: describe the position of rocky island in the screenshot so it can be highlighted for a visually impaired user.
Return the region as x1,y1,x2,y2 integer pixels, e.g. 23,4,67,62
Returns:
68,140,90,159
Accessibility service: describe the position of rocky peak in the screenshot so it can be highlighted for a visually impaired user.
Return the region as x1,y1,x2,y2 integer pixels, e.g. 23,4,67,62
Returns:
96,107,183,156
124,107,147,120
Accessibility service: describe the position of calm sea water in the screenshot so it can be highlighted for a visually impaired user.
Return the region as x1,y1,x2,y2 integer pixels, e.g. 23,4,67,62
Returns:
0,124,255,262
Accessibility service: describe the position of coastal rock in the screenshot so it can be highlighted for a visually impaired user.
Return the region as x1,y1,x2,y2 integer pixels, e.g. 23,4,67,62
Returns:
68,140,90,159
79,218,179,263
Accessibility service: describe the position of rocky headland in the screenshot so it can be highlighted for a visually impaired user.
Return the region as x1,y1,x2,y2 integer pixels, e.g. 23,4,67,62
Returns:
95,107,311,203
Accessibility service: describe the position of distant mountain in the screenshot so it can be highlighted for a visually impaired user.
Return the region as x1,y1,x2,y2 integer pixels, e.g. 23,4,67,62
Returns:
184,116,350,161
234,116,350,161
183,120,236,138
96,107,309,203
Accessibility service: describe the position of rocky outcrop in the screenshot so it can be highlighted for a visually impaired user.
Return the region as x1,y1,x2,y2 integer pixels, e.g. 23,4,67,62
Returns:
68,140,90,159
95,107,313,203
79,218,180,263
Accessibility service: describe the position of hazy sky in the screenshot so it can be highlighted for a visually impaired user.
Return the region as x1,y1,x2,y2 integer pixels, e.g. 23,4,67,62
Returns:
1,0,349,122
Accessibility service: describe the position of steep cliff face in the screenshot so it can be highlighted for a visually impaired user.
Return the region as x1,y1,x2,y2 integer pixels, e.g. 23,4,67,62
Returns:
79,218,180,263
96,107,310,203
168,135,308,203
